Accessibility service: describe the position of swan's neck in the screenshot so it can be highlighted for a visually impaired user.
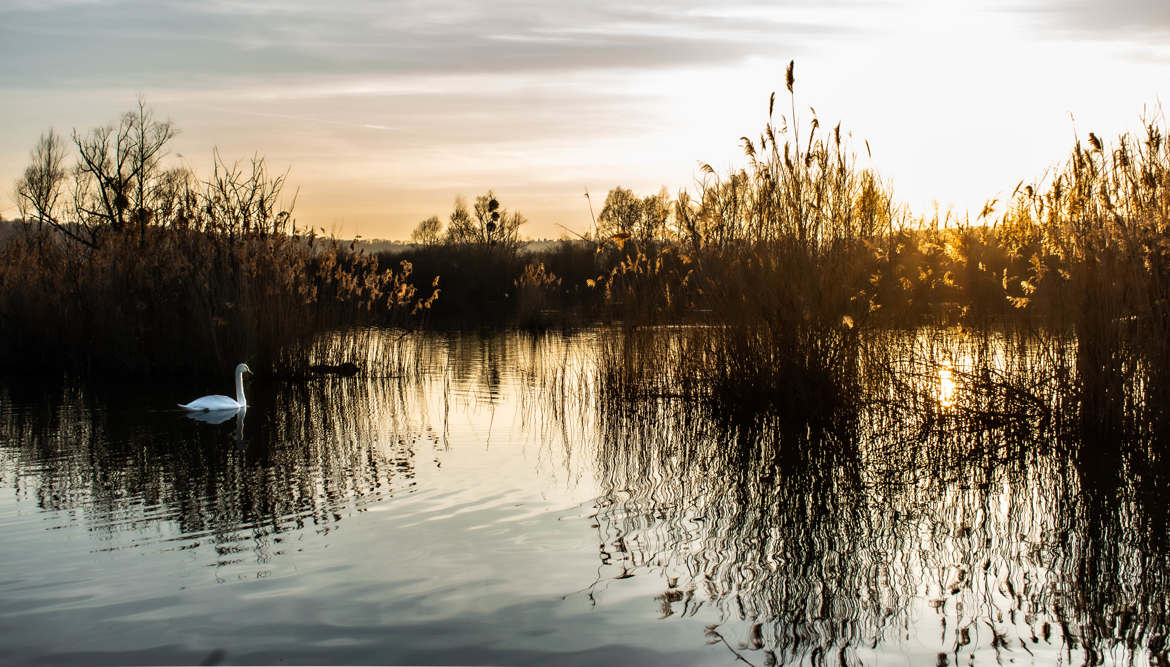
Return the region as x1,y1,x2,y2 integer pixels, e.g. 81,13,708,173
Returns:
235,370,247,407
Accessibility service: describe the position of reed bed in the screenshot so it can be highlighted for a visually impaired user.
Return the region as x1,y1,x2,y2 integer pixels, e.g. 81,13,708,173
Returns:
1,105,436,377
7,70,1170,391
584,67,1170,420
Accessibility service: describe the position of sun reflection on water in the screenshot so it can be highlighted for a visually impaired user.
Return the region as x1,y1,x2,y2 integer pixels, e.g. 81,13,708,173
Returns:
938,361,956,408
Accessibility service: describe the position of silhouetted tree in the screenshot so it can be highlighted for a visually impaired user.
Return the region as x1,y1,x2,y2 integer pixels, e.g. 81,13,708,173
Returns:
410,215,442,245
598,186,640,239
637,188,671,242
599,186,671,243
445,190,525,247
14,128,68,235
445,196,476,244
15,100,178,248
73,99,176,238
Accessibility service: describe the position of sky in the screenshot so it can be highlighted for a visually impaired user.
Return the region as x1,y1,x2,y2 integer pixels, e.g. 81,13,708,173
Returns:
2,0,1170,239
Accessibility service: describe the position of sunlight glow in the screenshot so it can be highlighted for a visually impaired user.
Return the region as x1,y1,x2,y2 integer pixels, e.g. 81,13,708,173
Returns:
938,362,957,409
2,0,1169,237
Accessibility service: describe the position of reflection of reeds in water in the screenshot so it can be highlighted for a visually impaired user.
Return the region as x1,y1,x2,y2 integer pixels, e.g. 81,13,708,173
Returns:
584,326,1170,664
596,324,861,430
592,395,883,663
5,328,1170,661
0,372,428,569
0,328,600,566
276,327,425,380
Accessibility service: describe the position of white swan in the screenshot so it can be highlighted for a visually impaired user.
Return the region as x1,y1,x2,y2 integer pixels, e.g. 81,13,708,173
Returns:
179,363,251,411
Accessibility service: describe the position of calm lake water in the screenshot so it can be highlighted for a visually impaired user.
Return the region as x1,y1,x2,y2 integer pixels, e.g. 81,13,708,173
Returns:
1,329,1167,665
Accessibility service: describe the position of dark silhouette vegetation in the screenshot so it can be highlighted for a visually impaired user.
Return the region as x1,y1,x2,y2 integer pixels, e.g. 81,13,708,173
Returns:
581,323,1170,664
1,102,437,378
5,64,1170,387
388,65,1170,421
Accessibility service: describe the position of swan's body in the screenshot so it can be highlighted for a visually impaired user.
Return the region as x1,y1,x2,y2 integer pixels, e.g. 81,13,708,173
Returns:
180,395,241,411
179,363,251,412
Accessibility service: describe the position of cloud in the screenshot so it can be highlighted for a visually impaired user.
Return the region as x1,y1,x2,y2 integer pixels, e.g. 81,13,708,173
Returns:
0,0,872,88
1008,0,1170,39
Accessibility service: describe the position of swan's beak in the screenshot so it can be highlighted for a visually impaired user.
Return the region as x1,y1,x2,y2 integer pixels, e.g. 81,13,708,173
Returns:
243,364,252,375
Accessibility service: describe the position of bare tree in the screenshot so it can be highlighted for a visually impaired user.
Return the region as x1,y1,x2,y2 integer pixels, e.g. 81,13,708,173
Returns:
637,188,671,242
598,186,640,239
598,186,671,243
14,128,68,234
444,191,525,247
152,166,201,230
71,99,176,241
204,150,292,238
446,189,526,246
410,215,442,245
14,101,295,251
127,101,177,236
445,196,476,244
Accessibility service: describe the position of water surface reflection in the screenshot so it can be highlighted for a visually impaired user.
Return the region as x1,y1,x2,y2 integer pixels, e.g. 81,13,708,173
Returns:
0,329,1168,665
585,328,1170,665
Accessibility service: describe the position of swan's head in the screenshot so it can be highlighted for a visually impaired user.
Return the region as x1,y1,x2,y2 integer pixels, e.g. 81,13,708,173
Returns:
236,363,252,376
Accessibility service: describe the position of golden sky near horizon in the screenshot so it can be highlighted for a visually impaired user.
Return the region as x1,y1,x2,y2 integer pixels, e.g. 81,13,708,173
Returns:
2,0,1170,239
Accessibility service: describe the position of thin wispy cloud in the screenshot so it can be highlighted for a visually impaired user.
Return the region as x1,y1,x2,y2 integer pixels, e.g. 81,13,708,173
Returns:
1,0,867,87
1008,0,1170,38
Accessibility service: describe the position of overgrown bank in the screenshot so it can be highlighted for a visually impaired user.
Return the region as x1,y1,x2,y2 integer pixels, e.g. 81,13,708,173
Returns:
1,104,436,378
5,65,1170,385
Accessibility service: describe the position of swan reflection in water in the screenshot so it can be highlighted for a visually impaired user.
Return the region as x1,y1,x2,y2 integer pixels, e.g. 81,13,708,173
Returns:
184,407,242,426
184,406,246,445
